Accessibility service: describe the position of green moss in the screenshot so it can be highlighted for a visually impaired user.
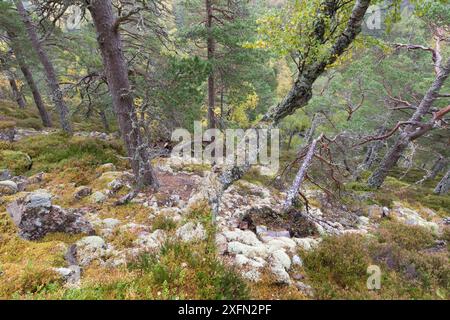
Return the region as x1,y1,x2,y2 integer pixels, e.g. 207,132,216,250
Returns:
13,133,126,175
0,150,32,175
345,181,374,192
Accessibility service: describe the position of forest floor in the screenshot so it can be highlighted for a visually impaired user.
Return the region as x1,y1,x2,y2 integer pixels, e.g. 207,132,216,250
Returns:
0,100,449,300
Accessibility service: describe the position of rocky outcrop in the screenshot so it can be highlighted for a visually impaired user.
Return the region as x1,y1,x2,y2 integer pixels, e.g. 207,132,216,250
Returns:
6,191,94,240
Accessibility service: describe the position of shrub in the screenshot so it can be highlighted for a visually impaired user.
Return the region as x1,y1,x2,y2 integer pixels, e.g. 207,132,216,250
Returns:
303,234,371,298
0,150,32,175
377,220,435,251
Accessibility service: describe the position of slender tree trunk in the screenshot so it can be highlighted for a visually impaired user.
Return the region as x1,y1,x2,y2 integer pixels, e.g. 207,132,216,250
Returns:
99,110,110,133
362,126,387,170
206,0,216,129
434,169,450,195
8,75,26,108
368,57,450,188
427,156,447,180
88,0,158,188
6,32,52,127
283,133,323,211
287,131,294,150
15,53,53,127
417,155,448,184
15,0,71,134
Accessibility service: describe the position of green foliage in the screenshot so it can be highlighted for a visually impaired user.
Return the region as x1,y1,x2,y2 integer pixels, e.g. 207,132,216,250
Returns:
0,150,32,175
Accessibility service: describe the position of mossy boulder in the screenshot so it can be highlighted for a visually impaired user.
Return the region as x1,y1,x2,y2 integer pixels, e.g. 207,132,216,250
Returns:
0,150,32,175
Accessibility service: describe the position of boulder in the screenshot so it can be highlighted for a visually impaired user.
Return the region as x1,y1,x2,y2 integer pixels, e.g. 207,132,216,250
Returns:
0,169,12,181
292,255,303,267
71,236,107,266
135,230,167,250
176,222,207,242
73,186,92,200
0,180,18,195
227,241,268,259
270,265,291,285
6,191,94,240
53,265,81,285
91,191,107,203
222,229,261,246
270,249,291,270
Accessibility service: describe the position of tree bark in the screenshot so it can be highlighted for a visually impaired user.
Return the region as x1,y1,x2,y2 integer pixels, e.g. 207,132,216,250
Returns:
8,75,26,109
15,0,71,134
10,46,53,127
206,0,216,129
283,133,323,211
434,169,450,195
368,57,450,188
362,126,387,170
418,155,448,184
87,0,158,189
99,110,110,133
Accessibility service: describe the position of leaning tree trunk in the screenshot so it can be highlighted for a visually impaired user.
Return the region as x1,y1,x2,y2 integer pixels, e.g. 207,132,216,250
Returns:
206,0,216,129
205,0,371,217
8,75,26,109
88,0,158,189
417,155,448,184
434,169,450,195
368,57,450,188
15,0,71,134
283,133,323,211
18,60,52,127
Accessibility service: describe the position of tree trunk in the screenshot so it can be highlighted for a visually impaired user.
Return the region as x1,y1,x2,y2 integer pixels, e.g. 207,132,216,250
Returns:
206,0,216,129
99,110,110,133
284,133,323,211
368,57,450,188
361,126,387,171
205,0,371,217
417,155,448,184
8,75,26,109
88,0,158,189
15,0,72,134
434,169,450,195
14,51,53,127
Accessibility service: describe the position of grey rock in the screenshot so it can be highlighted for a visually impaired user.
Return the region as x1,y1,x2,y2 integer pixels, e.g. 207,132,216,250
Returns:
295,281,314,297
0,180,18,195
0,169,12,181
270,265,291,285
102,218,120,229
91,191,107,203
6,191,94,240
176,222,206,243
73,236,107,266
270,250,291,270
53,265,81,284
292,255,303,267
73,186,92,200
